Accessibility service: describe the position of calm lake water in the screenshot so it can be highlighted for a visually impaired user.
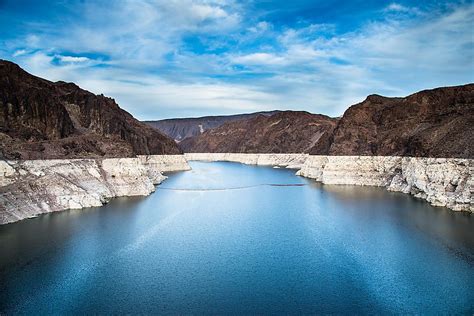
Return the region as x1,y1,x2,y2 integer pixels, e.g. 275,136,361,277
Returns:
1,161,473,314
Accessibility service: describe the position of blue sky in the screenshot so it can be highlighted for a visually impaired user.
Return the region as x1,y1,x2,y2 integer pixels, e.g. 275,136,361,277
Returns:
0,0,473,119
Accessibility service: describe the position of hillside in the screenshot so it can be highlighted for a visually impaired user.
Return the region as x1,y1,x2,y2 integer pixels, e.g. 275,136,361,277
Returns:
0,60,181,159
176,84,473,158
144,111,279,141
326,84,474,158
180,111,338,153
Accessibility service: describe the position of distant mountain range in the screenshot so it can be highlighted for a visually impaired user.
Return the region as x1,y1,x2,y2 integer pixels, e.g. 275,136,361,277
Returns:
0,60,180,159
144,111,279,142
179,111,338,154
1,60,472,159
148,84,474,158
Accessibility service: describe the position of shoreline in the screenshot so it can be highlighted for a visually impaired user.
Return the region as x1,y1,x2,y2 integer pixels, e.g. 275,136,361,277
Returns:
185,153,473,213
0,155,191,225
1,153,472,225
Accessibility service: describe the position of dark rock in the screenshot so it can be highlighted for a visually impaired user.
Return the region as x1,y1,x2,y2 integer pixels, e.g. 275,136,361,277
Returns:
144,111,279,141
0,60,181,159
326,84,474,158
180,111,338,153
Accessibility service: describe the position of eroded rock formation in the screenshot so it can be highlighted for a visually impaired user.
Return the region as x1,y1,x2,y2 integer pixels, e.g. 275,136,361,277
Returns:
144,111,279,142
184,153,309,169
180,111,338,153
186,153,472,212
176,84,474,158
325,84,474,158
0,60,181,159
0,155,190,224
297,156,472,212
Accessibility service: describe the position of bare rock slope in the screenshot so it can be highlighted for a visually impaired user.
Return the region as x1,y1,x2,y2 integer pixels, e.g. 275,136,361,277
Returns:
0,60,181,159
326,84,474,158
144,111,279,142
0,155,190,224
180,111,338,153
177,84,473,158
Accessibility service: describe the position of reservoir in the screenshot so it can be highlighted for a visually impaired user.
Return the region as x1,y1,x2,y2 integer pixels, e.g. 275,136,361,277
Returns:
0,161,473,314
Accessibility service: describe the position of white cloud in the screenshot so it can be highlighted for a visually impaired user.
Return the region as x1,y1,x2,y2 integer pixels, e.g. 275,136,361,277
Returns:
233,53,286,66
56,55,91,63
386,3,409,12
12,49,27,57
3,1,473,119
248,21,270,33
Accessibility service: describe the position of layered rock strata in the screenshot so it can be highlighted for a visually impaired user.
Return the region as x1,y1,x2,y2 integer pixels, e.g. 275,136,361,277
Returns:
0,155,190,224
297,156,472,212
185,153,472,212
184,153,309,169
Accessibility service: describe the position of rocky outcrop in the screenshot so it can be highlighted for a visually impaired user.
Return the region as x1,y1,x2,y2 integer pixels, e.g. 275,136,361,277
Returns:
185,153,472,212
0,155,190,224
0,60,181,159
297,156,473,212
144,111,279,142
325,84,474,158
161,84,473,158
184,153,309,169
180,111,338,153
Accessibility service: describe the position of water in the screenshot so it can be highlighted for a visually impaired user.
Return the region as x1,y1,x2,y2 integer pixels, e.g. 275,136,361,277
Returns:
0,161,473,314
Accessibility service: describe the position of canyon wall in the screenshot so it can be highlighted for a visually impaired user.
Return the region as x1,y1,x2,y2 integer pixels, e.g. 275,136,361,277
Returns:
180,111,337,154
184,153,309,169
0,155,190,224
0,60,181,159
186,153,472,212
297,156,472,212
1,153,471,225
144,111,279,141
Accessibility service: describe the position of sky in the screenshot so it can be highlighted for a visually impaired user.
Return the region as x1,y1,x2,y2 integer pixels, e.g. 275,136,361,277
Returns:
0,0,473,120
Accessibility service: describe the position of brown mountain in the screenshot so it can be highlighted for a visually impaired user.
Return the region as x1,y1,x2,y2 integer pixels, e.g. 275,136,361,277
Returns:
0,60,181,159
180,111,338,153
326,84,474,158
143,111,279,142
176,84,473,158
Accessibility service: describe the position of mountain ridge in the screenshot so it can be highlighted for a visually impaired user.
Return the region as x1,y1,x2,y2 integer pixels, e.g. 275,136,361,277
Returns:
170,84,474,158
0,60,181,159
144,110,280,142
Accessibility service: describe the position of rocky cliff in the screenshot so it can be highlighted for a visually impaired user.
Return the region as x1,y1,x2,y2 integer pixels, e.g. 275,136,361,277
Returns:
325,84,474,158
185,153,473,212
184,153,309,169
297,156,472,212
0,155,190,224
0,60,181,159
144,111,278,142
174,84,473,158
180,111,338,153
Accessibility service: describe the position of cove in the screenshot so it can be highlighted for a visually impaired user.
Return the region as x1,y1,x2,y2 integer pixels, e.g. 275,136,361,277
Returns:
0,161,473,314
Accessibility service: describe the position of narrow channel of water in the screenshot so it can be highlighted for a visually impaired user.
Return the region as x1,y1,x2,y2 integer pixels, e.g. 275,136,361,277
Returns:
0,161,473,314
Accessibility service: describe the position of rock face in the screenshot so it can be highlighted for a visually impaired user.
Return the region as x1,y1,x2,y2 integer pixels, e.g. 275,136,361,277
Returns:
325,84,474,158
0,60,181,159
0,155,190,224
165,84,474,158
297,156,473,212
186,153,472,212
185,153,309,169
144,111,279,142
180,111,338,153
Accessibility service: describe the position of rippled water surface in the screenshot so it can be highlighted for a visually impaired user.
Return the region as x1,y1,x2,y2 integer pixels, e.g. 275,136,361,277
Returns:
1,161,473,314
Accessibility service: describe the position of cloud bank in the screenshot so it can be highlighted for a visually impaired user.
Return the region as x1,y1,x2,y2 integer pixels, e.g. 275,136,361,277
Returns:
0,0,472,119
